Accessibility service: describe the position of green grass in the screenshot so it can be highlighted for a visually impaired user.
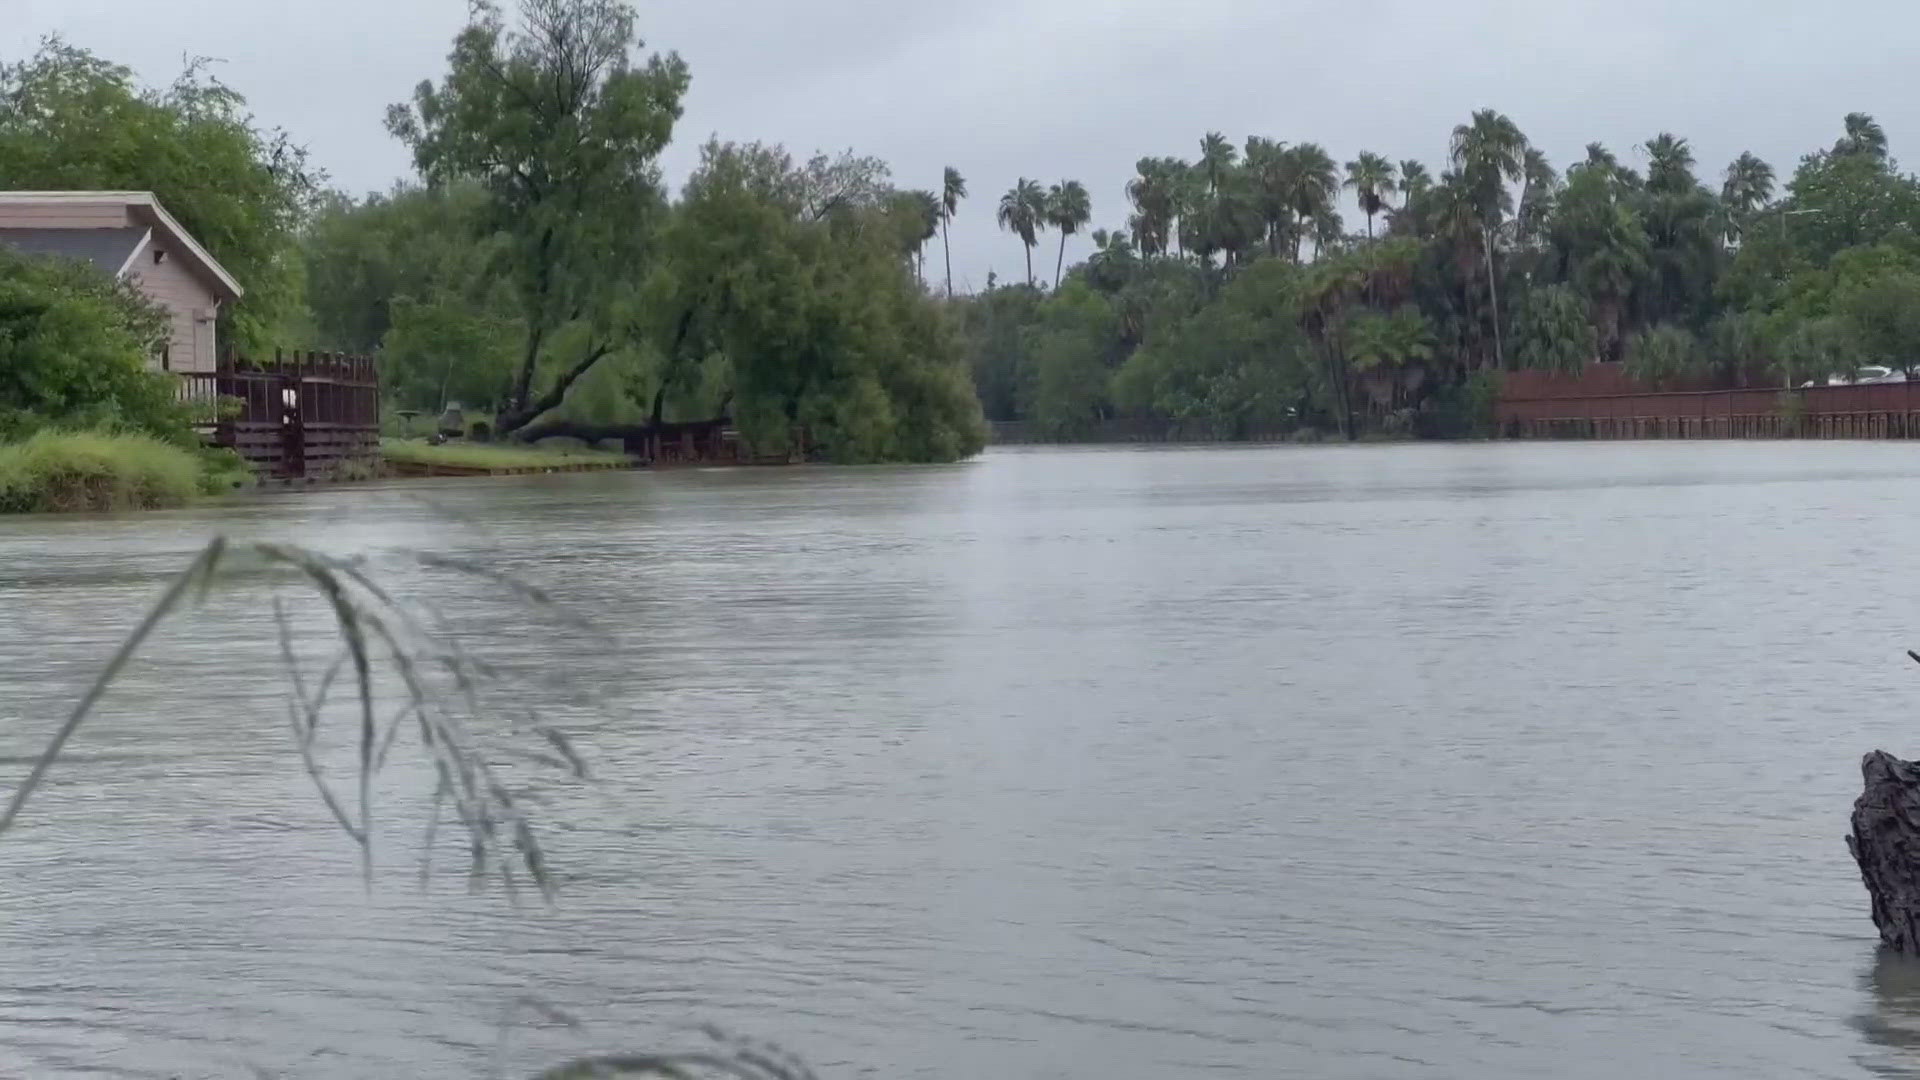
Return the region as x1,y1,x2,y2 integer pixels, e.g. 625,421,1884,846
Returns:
381,438,634,471
0,430,210,513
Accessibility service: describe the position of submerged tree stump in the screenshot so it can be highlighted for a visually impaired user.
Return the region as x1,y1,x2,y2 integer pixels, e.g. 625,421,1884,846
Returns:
1849,751,1920,953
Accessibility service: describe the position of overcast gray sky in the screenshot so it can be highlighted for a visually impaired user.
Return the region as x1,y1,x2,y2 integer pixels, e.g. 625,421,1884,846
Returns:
8,0,1916,290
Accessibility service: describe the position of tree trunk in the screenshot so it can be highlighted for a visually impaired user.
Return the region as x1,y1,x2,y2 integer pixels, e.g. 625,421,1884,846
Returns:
943,217,954,299
1055,231,1067,290
1849,750,1920,953
1024,242,1033,287
1482,227,1506,370
512,321,547,415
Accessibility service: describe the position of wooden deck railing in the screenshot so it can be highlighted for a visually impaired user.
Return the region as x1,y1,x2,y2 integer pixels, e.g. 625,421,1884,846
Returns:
179,351,380,479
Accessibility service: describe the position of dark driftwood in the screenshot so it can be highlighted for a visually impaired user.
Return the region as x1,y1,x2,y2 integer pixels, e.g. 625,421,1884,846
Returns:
1849,750,1920,952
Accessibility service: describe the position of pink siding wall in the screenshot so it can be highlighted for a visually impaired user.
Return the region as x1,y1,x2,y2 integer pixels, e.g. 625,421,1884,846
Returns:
0,205,135,229
127,246,220,373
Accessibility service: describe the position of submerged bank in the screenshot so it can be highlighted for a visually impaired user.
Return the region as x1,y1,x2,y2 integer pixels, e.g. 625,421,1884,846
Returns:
380,439,637,477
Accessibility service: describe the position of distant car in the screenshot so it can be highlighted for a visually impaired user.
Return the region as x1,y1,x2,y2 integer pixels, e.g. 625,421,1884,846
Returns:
1800,366,1908,387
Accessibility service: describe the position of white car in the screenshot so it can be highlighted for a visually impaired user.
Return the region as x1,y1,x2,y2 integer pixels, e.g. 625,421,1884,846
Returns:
1800,366,1908,387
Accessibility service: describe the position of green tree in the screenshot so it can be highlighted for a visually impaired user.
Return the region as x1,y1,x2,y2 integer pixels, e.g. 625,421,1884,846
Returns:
886,189,941,279
1045,180,1093,289
1623,323,1702,387
941,166,967,298
385,0,690,439
1835,112,1889,161
1344,305,1436,415
1112,259,1310,434
1083,228,1138,293
997,178,1046,285
1635,133,1723,327
0,38,319,352
1283,144,1340,262
1552,165,1650,361
0,248,191,442
1344,152,1398,239
1126,157,1180,257
1399,160,1433,202
1510,283,1596,372
1704,309,1776,386
1515,148,1558,247
1777,315,1856,386
1838,271,1920,376
1720,151,1775,243
1021,282,1120,434
649,141,986,461
301,184,520,410
1450,109,1528,367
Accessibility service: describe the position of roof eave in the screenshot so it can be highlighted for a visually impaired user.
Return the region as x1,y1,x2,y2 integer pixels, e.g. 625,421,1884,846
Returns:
126,194,245,301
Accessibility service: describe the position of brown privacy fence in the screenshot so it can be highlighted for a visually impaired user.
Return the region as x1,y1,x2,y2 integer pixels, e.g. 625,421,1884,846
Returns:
1496,363,1920,440
179,351,379,478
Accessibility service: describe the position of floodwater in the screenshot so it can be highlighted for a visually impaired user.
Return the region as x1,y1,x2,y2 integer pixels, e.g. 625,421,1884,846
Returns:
2,442,1920,1078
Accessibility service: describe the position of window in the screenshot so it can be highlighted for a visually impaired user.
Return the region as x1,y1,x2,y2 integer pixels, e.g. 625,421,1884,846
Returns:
159,346,170,372
153,248,167,265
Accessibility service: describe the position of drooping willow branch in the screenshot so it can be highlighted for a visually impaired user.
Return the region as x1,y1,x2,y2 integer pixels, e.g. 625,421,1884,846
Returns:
0,536,590,899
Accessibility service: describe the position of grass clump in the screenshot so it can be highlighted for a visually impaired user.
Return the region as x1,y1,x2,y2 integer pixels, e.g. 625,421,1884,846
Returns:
382,438,634,472
0,429,211,513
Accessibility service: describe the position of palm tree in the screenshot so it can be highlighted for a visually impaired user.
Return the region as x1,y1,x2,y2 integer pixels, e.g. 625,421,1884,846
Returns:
908,189,941,279
997,178,1045,286
1311,206,1346,259
1126,158,1179,257
1643,133,1697,195
1344,151,1398,239
1045,179,1093,288
1450,108,1528,368
1572,142,1640,189
1084,227,1137,292
1398,160,1432,202
1836,112,1889,160
1246,136,1291,256
1169,160,1203,259
1197,132,1237,194
1515,148,1557,246
940,166,967,298
1282,143,1340,262
1719,152,1775,243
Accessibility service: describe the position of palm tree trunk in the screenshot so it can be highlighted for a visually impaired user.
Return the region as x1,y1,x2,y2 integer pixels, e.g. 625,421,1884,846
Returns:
1024,242,1033,287
1366,212,1374,240
942,218,953,299
1482,227,1506,370
1055,231,1067,290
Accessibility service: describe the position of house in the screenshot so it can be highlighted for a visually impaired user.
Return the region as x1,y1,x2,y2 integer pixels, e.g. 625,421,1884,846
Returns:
0,191,244,374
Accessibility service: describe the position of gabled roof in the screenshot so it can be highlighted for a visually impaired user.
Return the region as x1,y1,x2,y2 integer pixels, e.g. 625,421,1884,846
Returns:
0,191,244,301
0,227,149,277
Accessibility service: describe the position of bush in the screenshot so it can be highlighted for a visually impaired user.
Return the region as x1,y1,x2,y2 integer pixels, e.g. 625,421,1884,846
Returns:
0,247,199,445
0,430,207,512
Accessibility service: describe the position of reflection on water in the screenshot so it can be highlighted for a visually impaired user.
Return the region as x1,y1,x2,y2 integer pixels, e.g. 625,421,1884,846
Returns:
1860,949,1920,1076
1,442,1920,1077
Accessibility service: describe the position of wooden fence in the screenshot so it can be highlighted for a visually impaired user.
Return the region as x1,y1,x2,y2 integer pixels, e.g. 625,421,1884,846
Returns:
179,351,380,479
1495,364,1920,440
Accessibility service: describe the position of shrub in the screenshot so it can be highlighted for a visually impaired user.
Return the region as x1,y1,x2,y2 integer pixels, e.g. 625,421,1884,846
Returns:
0,430,207,512
0,247,199,445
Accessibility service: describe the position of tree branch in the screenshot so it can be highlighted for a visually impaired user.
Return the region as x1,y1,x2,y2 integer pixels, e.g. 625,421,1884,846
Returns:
497,340,613,439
